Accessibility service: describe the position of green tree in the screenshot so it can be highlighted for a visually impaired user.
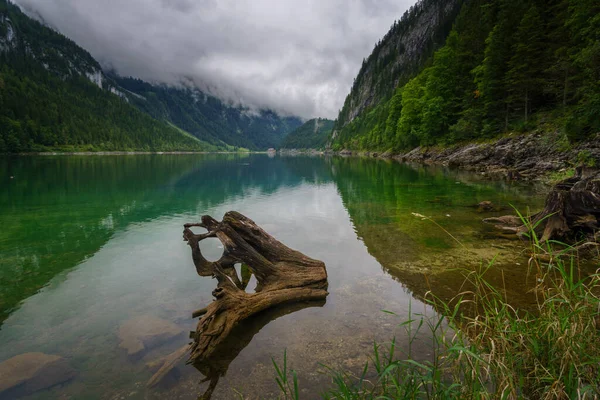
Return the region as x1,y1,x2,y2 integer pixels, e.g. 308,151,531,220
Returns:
564,0,600,140
421,30,461,144
396,71,428,149
473,20,510,134
505,5,545,123
383,89,402,148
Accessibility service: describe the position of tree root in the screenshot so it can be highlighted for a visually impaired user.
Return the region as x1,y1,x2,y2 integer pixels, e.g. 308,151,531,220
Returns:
182,211,328,365
484,167,600,243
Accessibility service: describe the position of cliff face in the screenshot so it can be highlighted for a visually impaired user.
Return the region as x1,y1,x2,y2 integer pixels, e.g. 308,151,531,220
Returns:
336,0,463,130
0,2,103,83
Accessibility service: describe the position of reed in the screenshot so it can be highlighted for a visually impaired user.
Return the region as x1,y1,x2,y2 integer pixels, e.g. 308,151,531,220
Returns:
273,212,600,399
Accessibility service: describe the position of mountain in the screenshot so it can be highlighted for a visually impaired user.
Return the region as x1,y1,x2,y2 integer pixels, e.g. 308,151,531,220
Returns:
331,0,600,152
0,0,214,152
280,118,334,149
0,0,301,153
112,76,302,151
336,0,464,131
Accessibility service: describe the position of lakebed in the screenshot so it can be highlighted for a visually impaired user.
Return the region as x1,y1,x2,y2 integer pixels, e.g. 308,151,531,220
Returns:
0,154,552,399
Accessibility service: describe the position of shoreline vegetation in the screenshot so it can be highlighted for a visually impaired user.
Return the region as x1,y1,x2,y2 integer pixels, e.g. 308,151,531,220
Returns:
273,217,600,399
1,150,256,156
5,129,597,186
286,129,600,184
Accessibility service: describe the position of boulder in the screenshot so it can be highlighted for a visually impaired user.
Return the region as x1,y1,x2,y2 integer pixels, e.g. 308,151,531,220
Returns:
118,315,183,356
0,352,76,398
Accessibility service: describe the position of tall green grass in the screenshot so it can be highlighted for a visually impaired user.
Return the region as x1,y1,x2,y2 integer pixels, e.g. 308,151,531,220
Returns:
273,214,600,399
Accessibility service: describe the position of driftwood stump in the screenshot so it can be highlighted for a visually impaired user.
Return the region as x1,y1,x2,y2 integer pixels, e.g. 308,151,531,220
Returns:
484,167,600,243
182,211,328,365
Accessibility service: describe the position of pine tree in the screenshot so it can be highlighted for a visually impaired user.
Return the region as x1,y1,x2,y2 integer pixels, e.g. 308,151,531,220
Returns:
544,0,574,108
421,30,461,144
505,4,545,123
473,22,509,133
564,0,600,140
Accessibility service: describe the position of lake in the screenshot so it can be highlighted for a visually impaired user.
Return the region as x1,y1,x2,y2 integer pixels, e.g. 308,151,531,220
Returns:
0,154,545,399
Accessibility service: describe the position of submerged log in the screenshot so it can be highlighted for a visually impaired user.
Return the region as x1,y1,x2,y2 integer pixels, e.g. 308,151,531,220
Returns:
182,211,328,365
484,167,600,242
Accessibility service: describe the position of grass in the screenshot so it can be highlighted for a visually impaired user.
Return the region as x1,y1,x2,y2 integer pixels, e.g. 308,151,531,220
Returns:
273,213,600,399
545,168,576,185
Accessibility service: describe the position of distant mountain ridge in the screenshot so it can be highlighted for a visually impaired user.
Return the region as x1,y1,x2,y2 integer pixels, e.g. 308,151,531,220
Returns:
281,118,334,150
112,76,302,150
0,0,301,152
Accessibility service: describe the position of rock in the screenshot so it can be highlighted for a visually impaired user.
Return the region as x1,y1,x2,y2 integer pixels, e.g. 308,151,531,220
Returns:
483,215,523,227
118,315,183,356
0,353,76,398
507,169,522,181
477,201,495,212
394,132,600,183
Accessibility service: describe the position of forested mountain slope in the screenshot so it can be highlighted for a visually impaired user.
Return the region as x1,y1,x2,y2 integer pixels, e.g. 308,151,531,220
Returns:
336,0,464,130
0,0,301,152
0,0,212,152
331,0,600,153
280,118,334,149
113,77,302,151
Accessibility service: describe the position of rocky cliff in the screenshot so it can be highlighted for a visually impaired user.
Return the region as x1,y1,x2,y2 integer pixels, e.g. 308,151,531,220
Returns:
336,0,463,129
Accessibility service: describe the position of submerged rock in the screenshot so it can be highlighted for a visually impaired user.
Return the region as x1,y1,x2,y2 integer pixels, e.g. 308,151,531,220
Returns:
118,315,183,356
0,352,76,398
477,201,495,212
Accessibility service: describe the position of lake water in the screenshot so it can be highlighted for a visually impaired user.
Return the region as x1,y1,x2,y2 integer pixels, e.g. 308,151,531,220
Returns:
0,154,546,399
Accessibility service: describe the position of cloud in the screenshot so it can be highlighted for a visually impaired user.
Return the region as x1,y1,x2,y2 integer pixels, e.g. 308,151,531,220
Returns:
14,0,413,119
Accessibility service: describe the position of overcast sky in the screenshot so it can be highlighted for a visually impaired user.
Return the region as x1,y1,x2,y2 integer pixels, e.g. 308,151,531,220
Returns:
14,0,413,119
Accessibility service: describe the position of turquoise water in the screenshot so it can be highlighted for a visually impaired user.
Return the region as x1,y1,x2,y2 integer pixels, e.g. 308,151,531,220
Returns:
0,154,544,399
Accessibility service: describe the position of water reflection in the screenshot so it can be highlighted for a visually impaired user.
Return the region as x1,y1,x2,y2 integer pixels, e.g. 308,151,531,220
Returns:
329,156,547,308
191,300,326,399
0,154,549,399
0,154,333,324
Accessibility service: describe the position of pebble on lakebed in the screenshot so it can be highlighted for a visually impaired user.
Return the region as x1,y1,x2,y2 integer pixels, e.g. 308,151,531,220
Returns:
118,315,184,357
0,352,77,398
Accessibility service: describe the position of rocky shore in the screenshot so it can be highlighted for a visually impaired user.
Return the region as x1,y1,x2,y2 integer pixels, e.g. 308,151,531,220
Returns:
335,132,600,182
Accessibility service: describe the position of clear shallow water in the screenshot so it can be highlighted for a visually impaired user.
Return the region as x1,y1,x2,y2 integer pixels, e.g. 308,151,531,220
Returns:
0,154,545,399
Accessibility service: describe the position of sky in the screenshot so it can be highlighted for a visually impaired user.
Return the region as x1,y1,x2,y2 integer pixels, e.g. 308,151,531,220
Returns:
14,0,413,119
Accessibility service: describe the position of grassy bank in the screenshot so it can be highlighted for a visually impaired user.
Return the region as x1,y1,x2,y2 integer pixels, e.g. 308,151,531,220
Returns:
274,220,600,399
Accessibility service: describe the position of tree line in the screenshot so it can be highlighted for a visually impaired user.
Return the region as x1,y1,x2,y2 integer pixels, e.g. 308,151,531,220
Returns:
0,0,212,153
332,0,599,151
280,118,334,149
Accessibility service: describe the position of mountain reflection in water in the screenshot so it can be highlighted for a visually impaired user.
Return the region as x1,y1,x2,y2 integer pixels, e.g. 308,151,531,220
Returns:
0,154,547,399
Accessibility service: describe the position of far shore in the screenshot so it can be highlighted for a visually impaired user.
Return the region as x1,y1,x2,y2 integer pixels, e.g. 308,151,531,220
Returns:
0,151,261,156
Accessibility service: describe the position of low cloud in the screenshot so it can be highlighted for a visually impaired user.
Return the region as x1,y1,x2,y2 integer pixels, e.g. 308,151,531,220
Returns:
15,0,413,118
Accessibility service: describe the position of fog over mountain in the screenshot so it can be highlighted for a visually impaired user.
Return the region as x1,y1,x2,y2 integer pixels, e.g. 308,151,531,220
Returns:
13,0,413,118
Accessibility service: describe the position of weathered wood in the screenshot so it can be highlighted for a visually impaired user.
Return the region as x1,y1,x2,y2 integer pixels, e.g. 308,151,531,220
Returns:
146,345,189,388
193,300,325,399
182,211,328,365
484,167,600,243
